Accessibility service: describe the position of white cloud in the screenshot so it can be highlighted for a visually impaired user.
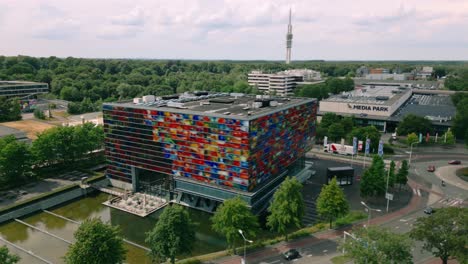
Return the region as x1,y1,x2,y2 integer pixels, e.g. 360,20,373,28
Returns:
1,0,468,59
110,6,146,26
32,18,80,40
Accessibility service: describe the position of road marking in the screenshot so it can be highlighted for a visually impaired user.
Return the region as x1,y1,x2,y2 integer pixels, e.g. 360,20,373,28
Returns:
412,188,417,195
395,226,400,229
323,250,328,253
417,189,421,197
307,254,313,257
400,217,412,222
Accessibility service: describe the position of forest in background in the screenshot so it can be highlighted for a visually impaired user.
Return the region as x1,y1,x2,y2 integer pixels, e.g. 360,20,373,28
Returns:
0,56,467,141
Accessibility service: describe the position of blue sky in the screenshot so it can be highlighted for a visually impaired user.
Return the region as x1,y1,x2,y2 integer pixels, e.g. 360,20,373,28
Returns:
1,0,468,60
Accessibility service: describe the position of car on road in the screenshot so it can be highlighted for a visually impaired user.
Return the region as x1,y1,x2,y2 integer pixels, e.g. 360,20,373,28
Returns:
427,165,436,172
283,249,300,261
448,160,461,165
424,207,435,215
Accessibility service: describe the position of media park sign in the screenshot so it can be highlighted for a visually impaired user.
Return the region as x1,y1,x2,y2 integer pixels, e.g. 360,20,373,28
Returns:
348,104,389,112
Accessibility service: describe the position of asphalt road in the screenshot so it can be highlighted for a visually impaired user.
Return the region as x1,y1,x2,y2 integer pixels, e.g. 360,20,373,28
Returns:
237,150,468,264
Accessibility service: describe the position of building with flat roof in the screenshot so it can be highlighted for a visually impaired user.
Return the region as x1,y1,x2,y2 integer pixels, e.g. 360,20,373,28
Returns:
319,83,456,133
103,93,317,213
0,81,49,98
248,69,321,96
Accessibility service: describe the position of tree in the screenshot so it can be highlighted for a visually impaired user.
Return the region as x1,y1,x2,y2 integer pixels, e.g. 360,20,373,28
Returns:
211,197,258,253
349,126,381,152
397,114,432,136
267,176,304,241
0,246,20,264
360,156,386,198
320,113,341,129
444,130,455,145
328,123,345,142
406,132,419,146
146,205,196,264
316,177,349,228
0,97,22,122
410,207,468,264
452,97,468,140
0,136,34,186
65,218,126,264
396,160,409,189
339,226,413,264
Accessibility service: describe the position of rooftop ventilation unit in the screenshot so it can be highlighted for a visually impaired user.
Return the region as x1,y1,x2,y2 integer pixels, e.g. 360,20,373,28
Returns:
133,98,143,104
162,95,179,100
194,91,209,96
376,96,389,101
142,95,155,103
223,112,231,115
167,101,186,108
230,93,244,97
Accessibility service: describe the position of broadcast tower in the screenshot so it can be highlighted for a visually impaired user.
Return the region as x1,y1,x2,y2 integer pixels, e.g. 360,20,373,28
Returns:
285,8,293,64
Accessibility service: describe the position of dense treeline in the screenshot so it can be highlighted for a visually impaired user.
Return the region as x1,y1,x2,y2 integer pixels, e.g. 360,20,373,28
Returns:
1,56,467,107
0,123,104,188
294,77,354,99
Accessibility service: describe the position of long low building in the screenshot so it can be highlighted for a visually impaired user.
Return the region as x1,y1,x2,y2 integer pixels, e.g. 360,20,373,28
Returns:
0,81,49,98
319,83,456,133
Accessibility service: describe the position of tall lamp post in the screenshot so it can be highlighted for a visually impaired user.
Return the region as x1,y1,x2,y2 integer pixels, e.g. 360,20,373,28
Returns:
361,201,381,228
408,141,420,167
238,229,253,264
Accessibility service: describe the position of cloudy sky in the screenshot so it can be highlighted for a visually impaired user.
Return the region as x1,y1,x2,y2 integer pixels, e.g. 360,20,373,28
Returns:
1,0,468,60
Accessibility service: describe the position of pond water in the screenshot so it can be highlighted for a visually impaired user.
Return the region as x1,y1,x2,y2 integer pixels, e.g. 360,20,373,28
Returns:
0,192,228,263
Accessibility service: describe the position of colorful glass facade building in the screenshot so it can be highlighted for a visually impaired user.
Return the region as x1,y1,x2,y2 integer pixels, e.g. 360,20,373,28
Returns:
103,94,317,213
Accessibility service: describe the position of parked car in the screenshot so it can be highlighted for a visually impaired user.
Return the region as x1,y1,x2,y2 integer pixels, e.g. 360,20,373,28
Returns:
424,207,435,215
283,249,300,261
427,165,436,172
448,160,461,165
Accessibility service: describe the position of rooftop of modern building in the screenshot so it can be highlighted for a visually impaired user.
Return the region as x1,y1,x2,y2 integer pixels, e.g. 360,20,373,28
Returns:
104,92,316,120
353,78,441,89
321,85,411,106
0,81,48,87
388,94,456,125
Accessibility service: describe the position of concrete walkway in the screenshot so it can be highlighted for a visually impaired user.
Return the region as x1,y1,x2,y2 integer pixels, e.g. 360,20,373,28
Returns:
434,165,468,191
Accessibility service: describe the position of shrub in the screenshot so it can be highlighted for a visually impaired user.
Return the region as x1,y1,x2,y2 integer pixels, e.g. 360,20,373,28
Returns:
383,144,394,154
289,229,310,239
33,108,46,120
178,259,202,264
335,211,367,227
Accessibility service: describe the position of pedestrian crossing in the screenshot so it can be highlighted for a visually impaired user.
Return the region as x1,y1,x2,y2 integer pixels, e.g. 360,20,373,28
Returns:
438,198,464,207
412,188,421,197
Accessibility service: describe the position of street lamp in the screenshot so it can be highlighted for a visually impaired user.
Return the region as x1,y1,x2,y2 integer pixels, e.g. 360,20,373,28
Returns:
238,229,253,264
361,201,381,228
408,141,420,167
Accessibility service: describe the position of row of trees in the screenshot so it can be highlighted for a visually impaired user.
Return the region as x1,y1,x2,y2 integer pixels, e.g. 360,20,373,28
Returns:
317,113,381,151
360,157,409,198
341,207,468,264
452,93,468,146
294,77,354,100
0,123,104,188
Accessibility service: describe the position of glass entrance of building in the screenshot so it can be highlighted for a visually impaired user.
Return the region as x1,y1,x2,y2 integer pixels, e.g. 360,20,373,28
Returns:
135,168,171,198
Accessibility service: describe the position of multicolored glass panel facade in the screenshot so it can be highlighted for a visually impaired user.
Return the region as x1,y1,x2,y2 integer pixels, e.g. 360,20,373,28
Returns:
103,100,316,192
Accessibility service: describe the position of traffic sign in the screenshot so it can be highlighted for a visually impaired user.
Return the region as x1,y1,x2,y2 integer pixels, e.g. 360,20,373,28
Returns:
385,193,394,201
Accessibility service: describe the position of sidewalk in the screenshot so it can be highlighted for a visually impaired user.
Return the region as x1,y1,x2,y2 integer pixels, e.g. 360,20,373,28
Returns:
214,178,425,264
